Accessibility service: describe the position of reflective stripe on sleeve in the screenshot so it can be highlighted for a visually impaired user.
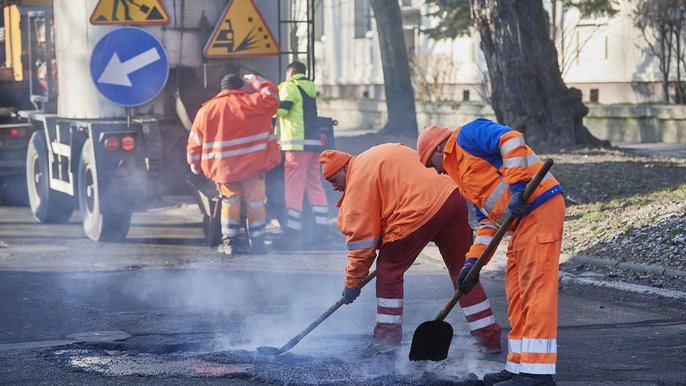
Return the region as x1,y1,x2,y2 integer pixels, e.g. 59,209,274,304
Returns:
499,136,526,155
503,155,529,169
482,178,508,213
189,131,203,144
474,235,493,245
347,236,379,251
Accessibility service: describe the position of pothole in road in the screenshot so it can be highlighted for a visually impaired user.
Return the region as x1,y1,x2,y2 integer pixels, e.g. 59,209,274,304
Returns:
48,334,492,385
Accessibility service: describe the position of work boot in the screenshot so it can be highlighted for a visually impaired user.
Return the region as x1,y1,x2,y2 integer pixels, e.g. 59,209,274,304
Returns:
250,236,269,255
494,373,555,386
270,228,306,251
361,341,401,358
477,342,503,354
483,370,516,386
217,242,233,256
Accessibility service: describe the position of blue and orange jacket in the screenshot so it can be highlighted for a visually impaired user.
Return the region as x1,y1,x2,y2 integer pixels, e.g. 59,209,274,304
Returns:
443,118,563,261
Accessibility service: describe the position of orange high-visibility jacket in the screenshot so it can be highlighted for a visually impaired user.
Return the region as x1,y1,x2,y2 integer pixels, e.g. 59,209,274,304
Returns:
187,76,281,184
443,118,563,262
338,143,457,288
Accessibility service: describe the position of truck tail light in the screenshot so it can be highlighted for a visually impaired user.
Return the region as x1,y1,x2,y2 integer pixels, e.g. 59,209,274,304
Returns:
121,136,135,151
104,136,121,151
10,127,20,137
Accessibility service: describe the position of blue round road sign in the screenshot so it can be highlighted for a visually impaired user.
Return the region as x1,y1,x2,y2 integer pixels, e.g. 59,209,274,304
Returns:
90,27,169,106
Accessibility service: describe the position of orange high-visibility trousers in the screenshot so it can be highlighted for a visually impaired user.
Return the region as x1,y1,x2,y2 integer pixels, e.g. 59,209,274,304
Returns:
216,175,267,242
504,194,565,375
283,150,329,230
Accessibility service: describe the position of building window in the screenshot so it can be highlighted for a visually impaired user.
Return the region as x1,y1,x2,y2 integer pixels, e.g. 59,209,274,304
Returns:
590,88,599,102
463,90,470,101
314,0,324,41
354,0,371,38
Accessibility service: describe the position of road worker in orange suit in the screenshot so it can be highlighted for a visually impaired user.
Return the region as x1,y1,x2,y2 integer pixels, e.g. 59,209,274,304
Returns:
187,73,281,256
320,145,502,357
416,118,564,386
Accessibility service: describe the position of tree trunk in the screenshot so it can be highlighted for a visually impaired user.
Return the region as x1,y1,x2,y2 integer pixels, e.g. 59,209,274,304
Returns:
370,0,418,137
471,0,608,147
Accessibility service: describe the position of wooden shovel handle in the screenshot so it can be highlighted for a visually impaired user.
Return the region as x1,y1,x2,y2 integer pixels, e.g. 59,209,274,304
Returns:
435,159,555,321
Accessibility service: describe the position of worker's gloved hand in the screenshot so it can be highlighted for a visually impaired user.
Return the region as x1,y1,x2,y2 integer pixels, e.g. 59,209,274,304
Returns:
189,163,201,175
456,258,479,294
242,74,258,91
342,287,361,304
508,190,529,216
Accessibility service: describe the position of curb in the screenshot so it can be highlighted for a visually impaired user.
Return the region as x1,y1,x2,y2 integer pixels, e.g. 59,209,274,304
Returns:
565,254,686,279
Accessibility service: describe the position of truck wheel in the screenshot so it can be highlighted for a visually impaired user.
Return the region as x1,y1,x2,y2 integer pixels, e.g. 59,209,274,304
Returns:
78,139,131,242
26,131,73,223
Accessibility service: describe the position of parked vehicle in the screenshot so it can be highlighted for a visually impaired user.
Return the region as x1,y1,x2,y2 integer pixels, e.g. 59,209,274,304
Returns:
0,0,315,242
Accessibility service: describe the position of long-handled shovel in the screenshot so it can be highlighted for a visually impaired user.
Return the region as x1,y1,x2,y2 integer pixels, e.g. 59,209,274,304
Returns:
409,159,554,361
257,270,377,355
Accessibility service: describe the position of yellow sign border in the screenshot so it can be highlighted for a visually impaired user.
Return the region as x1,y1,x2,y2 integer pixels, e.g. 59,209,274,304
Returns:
203,0,280,59
89,0,170,25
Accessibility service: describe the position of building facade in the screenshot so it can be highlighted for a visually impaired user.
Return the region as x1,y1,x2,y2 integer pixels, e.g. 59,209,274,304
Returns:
306,0,673,104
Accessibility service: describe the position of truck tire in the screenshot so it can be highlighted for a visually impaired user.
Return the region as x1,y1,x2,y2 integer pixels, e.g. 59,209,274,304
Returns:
78,139,131,242
26,131,73,223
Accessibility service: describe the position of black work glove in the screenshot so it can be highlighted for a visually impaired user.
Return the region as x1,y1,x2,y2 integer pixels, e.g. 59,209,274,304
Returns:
456,258,479,294
508,190,529,216
342,287,361,304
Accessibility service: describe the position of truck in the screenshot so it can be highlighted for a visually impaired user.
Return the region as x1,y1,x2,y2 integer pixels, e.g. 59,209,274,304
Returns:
1,0,318,242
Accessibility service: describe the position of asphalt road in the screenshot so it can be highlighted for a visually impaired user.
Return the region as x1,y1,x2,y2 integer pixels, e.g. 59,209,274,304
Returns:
0,204,684,385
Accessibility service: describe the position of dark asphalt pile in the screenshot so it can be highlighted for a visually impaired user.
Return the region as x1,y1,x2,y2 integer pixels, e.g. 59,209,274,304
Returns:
48,340,483,385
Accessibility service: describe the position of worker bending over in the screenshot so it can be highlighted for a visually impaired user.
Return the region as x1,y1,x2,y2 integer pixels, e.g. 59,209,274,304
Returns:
320,144,501,357
417,118,564,386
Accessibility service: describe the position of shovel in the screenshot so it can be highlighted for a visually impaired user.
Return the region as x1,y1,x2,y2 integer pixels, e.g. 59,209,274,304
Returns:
409,159,554,361
257,270,377,355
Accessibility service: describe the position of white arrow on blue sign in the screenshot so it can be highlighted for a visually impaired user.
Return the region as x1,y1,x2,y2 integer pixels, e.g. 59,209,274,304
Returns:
90,27,169,106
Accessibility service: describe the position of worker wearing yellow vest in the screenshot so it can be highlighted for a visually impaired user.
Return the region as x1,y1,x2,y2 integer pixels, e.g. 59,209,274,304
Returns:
416,118,564,386
187,74,281,256
273,61,330,250
320,145,502,357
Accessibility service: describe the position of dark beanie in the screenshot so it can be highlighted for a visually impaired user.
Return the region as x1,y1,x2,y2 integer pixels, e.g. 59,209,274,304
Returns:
221,74,244,90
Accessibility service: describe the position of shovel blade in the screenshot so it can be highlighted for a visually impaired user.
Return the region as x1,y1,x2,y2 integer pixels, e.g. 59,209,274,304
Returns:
409,320,453,361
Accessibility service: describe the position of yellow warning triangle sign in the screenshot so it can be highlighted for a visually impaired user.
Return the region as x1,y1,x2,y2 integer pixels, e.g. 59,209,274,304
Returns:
204,0,280,58
90,0,169,25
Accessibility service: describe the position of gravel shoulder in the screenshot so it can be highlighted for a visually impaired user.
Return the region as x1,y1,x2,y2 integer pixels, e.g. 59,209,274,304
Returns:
334,133,686,293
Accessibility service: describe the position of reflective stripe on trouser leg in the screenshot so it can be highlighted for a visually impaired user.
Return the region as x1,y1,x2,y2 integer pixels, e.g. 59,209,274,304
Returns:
505,194,564,375
241,174,267,239
374,297,403,344
217,182,242,241
286,208,302,231
311,205,329,225
458,283,501,346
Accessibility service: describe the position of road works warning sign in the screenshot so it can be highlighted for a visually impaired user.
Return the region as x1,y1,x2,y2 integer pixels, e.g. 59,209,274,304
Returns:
90,0,169,25
204,0,280,58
